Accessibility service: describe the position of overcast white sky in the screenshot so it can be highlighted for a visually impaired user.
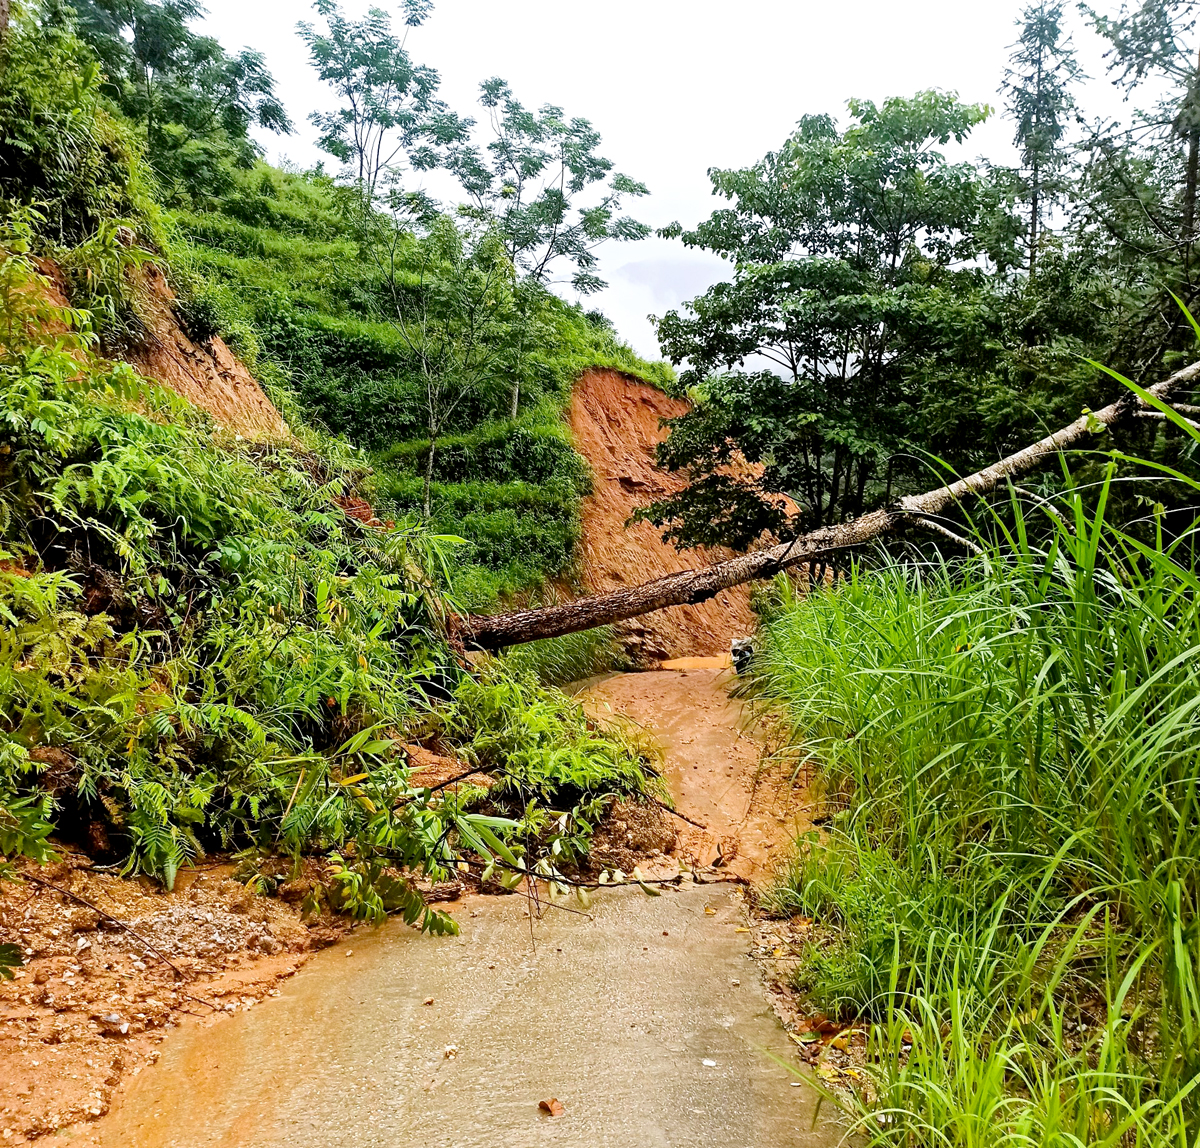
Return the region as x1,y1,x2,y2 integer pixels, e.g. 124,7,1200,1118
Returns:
196,0,1130,359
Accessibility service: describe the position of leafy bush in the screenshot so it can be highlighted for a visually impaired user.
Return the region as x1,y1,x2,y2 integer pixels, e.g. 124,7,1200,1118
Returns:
0,227,655,924
377,418,589,489
0,8,161,248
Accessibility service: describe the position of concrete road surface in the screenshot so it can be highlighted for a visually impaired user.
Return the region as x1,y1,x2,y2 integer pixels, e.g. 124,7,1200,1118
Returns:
92,885,838,1148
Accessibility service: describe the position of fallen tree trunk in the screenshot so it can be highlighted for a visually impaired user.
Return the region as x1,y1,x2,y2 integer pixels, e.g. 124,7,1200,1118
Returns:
458,361,1200,650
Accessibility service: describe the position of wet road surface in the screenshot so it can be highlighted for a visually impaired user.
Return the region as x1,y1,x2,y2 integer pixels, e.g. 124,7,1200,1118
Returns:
92,886,833,1148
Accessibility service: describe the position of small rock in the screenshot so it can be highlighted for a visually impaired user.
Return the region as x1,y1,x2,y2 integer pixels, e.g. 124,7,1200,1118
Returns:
423,997,434,1006
702,1059,717,1067
97,1014,129,1036
538,1098,565,1117
443,1044,458,1059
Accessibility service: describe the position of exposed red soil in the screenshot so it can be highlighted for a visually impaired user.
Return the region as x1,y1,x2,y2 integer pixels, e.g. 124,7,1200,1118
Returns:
34,258,287,443
116,264,287,443
569,369,758,663
0,855,344,1144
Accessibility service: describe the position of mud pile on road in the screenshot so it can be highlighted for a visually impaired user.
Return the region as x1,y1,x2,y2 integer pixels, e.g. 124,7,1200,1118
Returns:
0,854,342,1143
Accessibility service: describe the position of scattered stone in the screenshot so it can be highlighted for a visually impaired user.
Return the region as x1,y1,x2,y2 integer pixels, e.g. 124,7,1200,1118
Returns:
96,1014,129,1037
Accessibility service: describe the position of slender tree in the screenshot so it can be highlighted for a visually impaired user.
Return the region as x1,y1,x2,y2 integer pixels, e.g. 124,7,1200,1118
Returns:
1002,2,1082,276
298,0,468,205
445,78,649,416
447,78,650,294
1090,1,1200,242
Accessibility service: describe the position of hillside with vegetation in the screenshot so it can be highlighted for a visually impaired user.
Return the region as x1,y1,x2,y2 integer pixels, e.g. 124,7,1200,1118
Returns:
3,0,1200,1144
0,0,672,946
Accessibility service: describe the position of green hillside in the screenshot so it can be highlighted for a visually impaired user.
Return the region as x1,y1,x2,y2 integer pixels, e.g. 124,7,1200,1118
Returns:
0,4,664,930
169,164,671,609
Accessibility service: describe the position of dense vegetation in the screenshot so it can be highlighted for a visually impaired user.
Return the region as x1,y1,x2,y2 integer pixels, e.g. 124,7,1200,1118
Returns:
0,0,666,942
642,4,1200,553
753,446,1200,1140
637,0,1200,1141
168,165,666,607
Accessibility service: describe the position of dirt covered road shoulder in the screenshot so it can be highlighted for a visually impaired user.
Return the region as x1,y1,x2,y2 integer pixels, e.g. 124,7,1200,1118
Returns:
0,854,343,1143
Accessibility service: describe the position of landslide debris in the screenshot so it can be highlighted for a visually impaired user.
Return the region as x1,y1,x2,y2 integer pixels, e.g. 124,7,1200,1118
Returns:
568,369,757,663
0,854,344,1144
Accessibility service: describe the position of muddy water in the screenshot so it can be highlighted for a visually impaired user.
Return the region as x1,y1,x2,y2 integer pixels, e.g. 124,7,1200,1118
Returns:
80,670,826,1147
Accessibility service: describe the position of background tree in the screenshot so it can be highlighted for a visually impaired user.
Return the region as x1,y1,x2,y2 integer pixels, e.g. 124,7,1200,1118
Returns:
374,217,518,517
67,0,292,198
298,0,468,205
448,78,650,294
1091,0,1200,237
646,93,992,547
442,77,649,416
1001,1,1082,276
1077,0,1200,367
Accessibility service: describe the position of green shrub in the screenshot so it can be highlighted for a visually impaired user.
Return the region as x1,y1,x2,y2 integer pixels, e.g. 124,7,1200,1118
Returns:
500,627,624,686
0,9,161,249
0,232,655,924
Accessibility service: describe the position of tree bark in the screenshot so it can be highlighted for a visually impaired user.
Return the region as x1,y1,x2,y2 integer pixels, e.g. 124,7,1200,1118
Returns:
1,0,11,42
1183,46,1200,243
423,438,436,519
1029,158,1040,279
456,360,1200,650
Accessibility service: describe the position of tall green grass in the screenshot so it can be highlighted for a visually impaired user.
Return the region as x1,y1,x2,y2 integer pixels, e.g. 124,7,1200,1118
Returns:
755,452,1200,1143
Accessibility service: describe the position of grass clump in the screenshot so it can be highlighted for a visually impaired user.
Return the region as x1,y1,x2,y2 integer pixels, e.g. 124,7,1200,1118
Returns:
753,454,1200,1142
500,627,625,687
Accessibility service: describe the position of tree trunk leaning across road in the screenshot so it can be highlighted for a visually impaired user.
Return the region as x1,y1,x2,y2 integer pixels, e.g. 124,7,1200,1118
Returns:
457,360,1200,650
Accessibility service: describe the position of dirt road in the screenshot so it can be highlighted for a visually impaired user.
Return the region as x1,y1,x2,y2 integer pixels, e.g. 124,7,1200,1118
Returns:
580,661,812,881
